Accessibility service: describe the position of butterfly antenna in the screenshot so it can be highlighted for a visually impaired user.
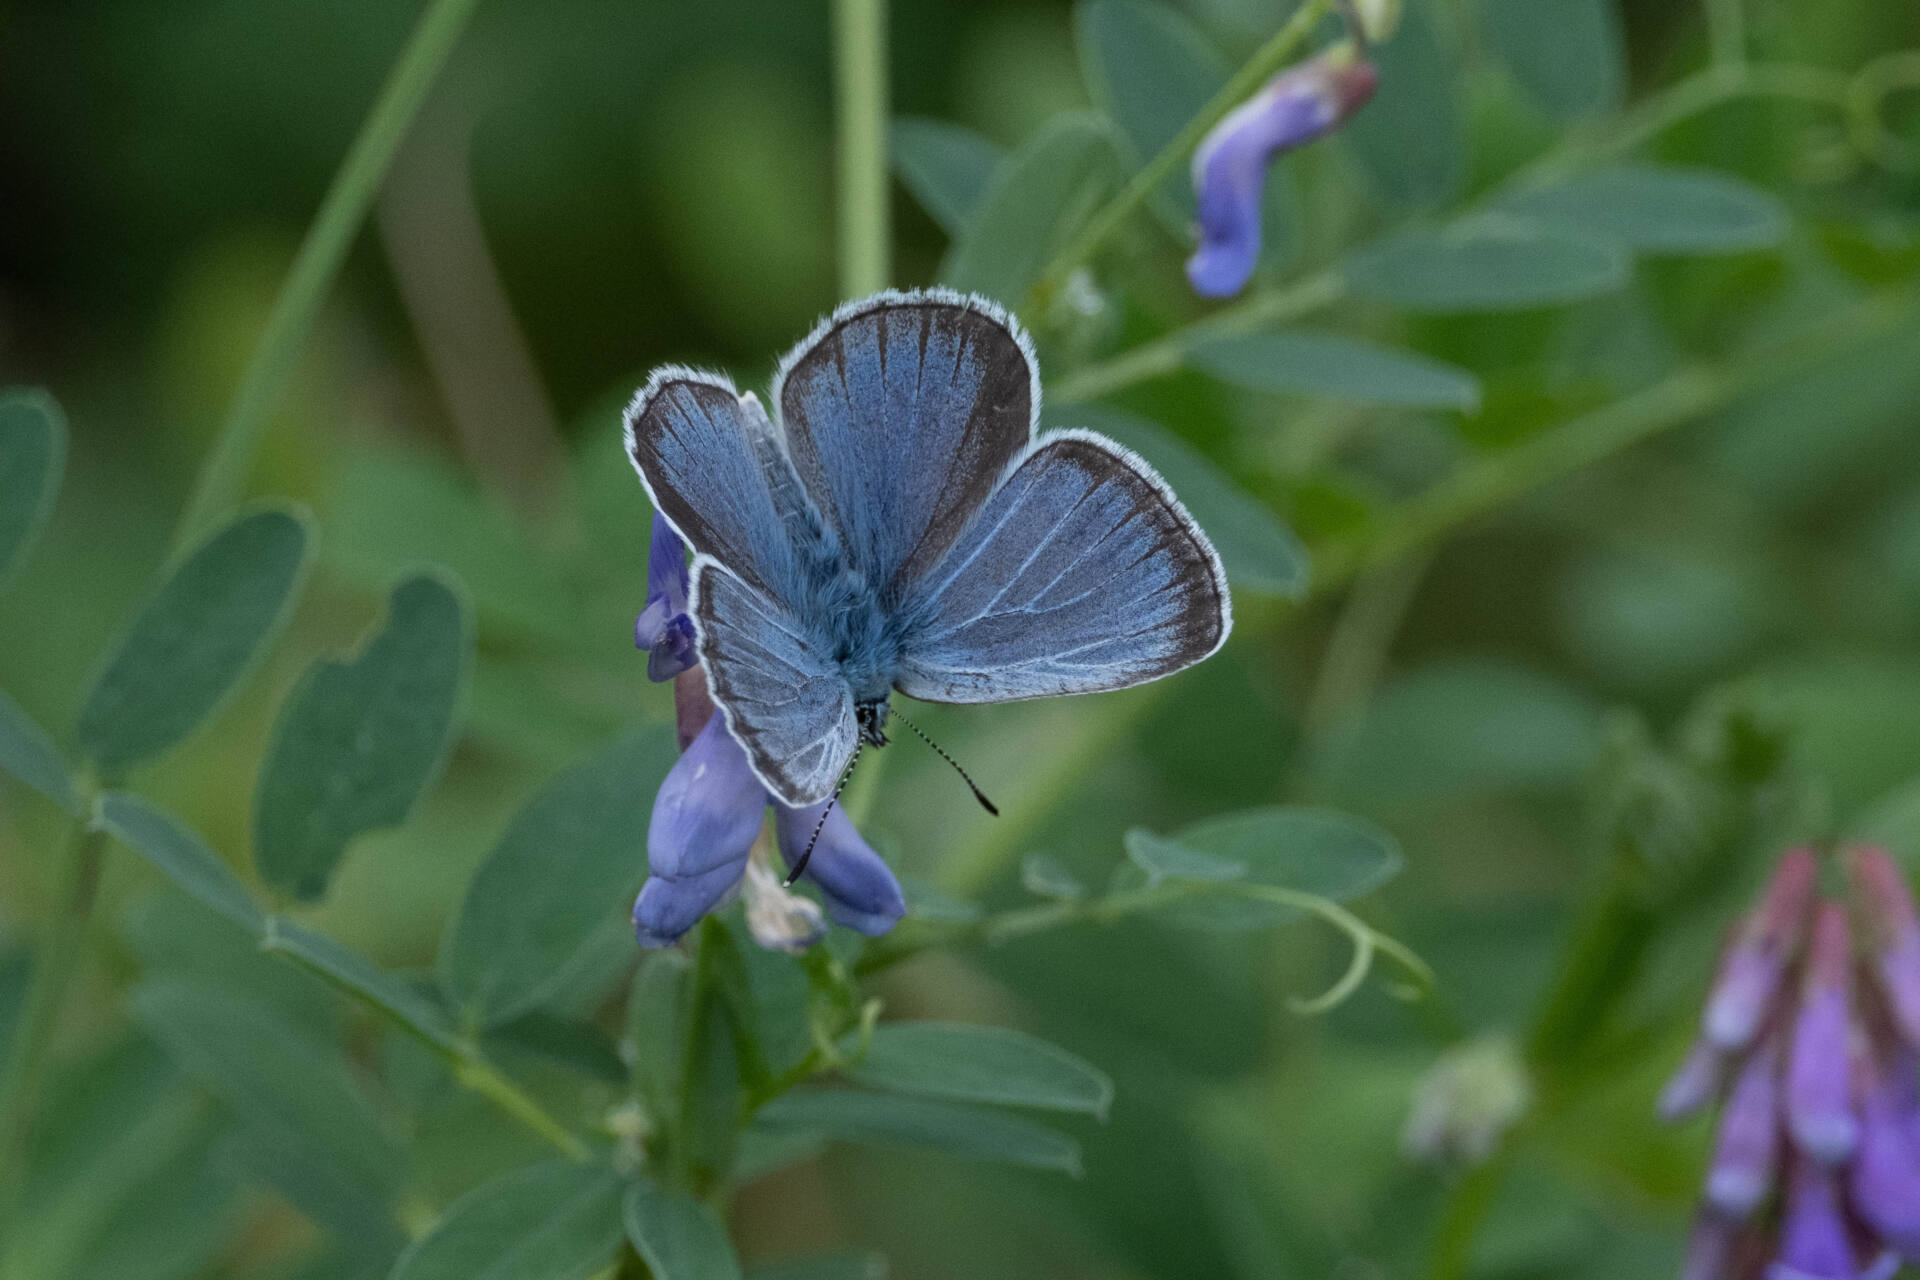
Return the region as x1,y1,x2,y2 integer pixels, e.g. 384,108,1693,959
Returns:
893,711,999,816
784,741,863,886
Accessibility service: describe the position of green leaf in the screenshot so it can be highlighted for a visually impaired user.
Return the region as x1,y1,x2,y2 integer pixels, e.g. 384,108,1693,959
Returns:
753,1090,1083,1175
623,950,694,1114
1190,331,1482,410
1123,830,1247,885
1076,0,1223,227
1342,217,1629,311
623,1180,743,1280
1051,405,1309,597
1343,0,1466,207
129,978,402,1244
1315,660,1605,806
255,572,470,902
940,113,1119,303
747,1253,887,1280
845,1022,1114,1119
0,388,65,592
389,1161,626,1280
96,792,266,936
7,1039,241,1280
0,687,80,815
1021,853,1085,900
77,506,312,772
1477,0,1624,119
1126,807,1404,928
261,918,461,1055
439,728,678,1028
1501,167,1790,255
891,117,1006,236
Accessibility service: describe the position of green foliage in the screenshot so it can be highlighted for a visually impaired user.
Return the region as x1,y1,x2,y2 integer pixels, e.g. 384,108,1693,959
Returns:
438,728,677,1029
77,507,312,773
1476,0,1626,119
1343,219,1630,311
0,389,65,594
844,1022,1114,1117
940,115,1119,300
254,571,470,901
0,689,81,816
389,1161,626,1280
754,1089,1085,1175
624,1179,744,1280
1191,331,1483,410
8,1,1920,1277
891,118,1005,236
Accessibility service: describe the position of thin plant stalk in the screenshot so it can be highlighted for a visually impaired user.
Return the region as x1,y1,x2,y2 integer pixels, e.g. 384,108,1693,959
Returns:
833,0,891,298
174,0,486,547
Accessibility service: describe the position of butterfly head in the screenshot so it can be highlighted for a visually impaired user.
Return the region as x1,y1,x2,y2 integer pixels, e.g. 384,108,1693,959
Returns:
855,699,891,747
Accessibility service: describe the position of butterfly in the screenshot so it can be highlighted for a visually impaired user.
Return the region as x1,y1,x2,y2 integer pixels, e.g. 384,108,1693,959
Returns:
624,288,1231,810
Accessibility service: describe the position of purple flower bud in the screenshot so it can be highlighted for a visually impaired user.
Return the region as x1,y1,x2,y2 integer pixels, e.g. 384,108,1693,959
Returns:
635,515,698,682
1706,849,1818,1054
1662,1038,1730,1124
633,715,766,948
1187,49,1378,298
774,802,906,937
1787,904,1860,1165
1847,847,1920,1052
1849,1052,1920,1258
1772,1158,1866,1280
1707,1034,1783,1216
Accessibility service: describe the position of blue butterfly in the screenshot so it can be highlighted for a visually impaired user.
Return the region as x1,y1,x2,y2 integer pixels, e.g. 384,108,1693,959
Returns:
625,288,1231,810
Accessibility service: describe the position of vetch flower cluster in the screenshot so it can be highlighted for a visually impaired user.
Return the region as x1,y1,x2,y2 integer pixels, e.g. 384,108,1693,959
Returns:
1187,46,1378,299
1660,846,1920,1280
631,520,906,950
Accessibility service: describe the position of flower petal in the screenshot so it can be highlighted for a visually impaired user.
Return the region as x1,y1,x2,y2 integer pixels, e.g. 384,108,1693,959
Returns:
1786,904,1860,1165
1186,51,1377,298
633,715,765,947
1705,1034,1781,1216
1705,848,1817,1053
774,802,906,937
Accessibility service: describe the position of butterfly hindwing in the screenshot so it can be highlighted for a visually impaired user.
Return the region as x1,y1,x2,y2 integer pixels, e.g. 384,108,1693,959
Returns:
775,290,1035,596
691,558,857,806
896,430,1231,703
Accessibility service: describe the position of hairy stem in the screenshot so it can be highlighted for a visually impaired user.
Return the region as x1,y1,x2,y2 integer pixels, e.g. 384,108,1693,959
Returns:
174,0,485,546
833,0,891,298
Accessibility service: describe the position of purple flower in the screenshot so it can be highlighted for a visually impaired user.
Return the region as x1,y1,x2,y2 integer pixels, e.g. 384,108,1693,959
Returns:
1786,904,1858,1165
1707,1034,1782,1216
1662,847,1920,1278
1706,848,1818,1054
1849,1053,1920,1257
1849,847,1920,1050
1187,48,1378,298
632,673,906,950
635,515,698,682
1771,1158,1899,1280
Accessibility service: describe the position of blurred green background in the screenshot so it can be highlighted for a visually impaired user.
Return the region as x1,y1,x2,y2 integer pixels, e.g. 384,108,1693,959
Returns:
6,0,1920,1277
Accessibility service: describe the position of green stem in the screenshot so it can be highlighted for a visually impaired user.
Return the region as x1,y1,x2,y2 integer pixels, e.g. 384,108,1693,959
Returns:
452,1058,590,1159
173,0,485,546
1048,269,1344,404
1312,286,1919,593
0,820,107,1221
860,878,1430,1013
832,0,891,298
1030,0,1335,305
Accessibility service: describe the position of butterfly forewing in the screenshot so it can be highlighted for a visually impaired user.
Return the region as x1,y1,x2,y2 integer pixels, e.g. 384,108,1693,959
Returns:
896,431,1231,704
625,370,802,597
776,291,1035,598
